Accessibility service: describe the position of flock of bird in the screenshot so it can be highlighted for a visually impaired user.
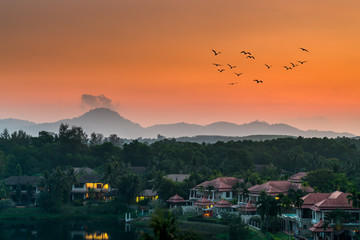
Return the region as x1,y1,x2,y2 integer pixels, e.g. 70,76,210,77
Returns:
210,48,310,86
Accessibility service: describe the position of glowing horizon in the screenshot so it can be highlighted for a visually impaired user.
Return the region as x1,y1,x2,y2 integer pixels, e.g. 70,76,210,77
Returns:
1,0,360,135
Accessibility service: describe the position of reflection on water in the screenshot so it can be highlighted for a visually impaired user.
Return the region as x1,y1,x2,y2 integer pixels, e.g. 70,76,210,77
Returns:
0,220,137,240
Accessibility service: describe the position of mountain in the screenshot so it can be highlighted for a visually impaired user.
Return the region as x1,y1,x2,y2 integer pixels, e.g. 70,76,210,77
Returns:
0,108,356,139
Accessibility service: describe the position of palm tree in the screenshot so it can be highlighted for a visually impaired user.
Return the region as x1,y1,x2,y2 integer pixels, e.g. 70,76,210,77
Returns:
65,167,78,206
141,208,199,240
347,189,360,208
324,209,355,238
141,208,178,240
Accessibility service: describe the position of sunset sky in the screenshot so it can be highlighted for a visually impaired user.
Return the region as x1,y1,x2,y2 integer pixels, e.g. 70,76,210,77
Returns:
1,0,360,135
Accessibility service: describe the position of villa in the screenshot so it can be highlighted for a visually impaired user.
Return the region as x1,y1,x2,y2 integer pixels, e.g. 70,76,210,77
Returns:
4,176,41,205
282,191,360,240
189,177,243,203
71,174,112,201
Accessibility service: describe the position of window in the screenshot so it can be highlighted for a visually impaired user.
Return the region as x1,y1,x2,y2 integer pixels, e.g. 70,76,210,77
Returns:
96,184,102,189
226,192,230,198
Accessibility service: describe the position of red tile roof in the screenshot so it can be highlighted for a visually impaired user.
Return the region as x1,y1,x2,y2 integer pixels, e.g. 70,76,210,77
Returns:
167,194,186,203
288,172,308,182
194,177,243,192
240,202,257,212
310,191,357,211
301,193,332,209
214,199,232,208
248,181,314,196
194,197,213,206
309,220,334,232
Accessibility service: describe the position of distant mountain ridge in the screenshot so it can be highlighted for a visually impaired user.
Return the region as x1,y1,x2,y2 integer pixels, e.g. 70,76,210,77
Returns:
0,108,356,139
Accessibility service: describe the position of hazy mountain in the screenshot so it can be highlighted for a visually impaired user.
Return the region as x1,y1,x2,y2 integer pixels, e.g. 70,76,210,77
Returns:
0,119,35,134
0,108,356,139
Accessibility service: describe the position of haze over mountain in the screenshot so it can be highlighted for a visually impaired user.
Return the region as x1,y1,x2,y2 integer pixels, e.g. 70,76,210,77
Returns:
0,108,356,139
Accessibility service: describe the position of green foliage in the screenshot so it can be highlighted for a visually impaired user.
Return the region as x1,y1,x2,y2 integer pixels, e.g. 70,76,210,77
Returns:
228,215,250,240
0,199,15,209
38,190,61,213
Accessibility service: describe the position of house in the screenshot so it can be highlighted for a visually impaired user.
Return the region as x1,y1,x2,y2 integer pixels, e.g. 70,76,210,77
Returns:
136,189,158,203
239,180,314,205
283,191,360,240
71,174,112,201
189,177,243,203
4,176,41,205
164,174,190,183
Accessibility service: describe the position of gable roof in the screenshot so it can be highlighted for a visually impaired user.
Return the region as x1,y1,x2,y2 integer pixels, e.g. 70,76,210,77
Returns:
78,174,103,183
4,176,41,186
194,177,243,192
310,191,357,211
248,181,314,196
309,220,334,232
301,192,332,209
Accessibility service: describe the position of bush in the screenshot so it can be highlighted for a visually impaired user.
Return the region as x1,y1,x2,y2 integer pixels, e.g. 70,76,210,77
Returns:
72,200,83,207
0,199,15,209
170,205,183,217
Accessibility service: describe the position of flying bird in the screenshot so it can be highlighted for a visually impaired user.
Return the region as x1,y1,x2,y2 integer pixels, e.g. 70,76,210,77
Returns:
253,79,263,83
234,72,243,76
228,82,238,85
212,63,222,66
290,62,297,68
227,64,236,69
212,49,222,56
246,56,255,59
240,51,251,55
298,60,308,64
283,66,292,70
299,48,309,52
265,64,272,69
218,69,225,72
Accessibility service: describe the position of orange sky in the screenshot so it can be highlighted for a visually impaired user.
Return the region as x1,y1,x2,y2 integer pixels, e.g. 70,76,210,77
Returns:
1,0,360,134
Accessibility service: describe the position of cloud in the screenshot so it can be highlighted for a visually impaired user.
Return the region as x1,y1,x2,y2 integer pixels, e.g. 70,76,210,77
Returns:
81,94,118,110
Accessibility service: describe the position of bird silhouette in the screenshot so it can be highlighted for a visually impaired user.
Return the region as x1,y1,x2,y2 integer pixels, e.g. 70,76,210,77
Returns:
253,79,263,83
212,63,222,66
227,64,236,69
241,51,251,55
218,69,225,72
246,56,255,59
265,64,272,69
298,60,308,64
234,72,243,76
283,66,292,70
299,48,309,52
212,49,222,56
290,62,296,68
228,82,238,85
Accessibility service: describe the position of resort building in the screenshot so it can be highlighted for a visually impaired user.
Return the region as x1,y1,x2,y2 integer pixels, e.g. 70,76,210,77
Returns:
4,176,41,205
283,191,360,240
71,174,112,201
136,189,158,203
189,177,243,202
239,180,314,205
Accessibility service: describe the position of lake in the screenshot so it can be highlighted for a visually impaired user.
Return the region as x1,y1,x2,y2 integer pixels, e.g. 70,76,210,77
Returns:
0,220,138,240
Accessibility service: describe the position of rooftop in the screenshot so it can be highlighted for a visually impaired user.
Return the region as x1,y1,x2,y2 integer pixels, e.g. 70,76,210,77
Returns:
5,176,42,186
248,180,314,196
194,177,243,192
164,174,190,182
